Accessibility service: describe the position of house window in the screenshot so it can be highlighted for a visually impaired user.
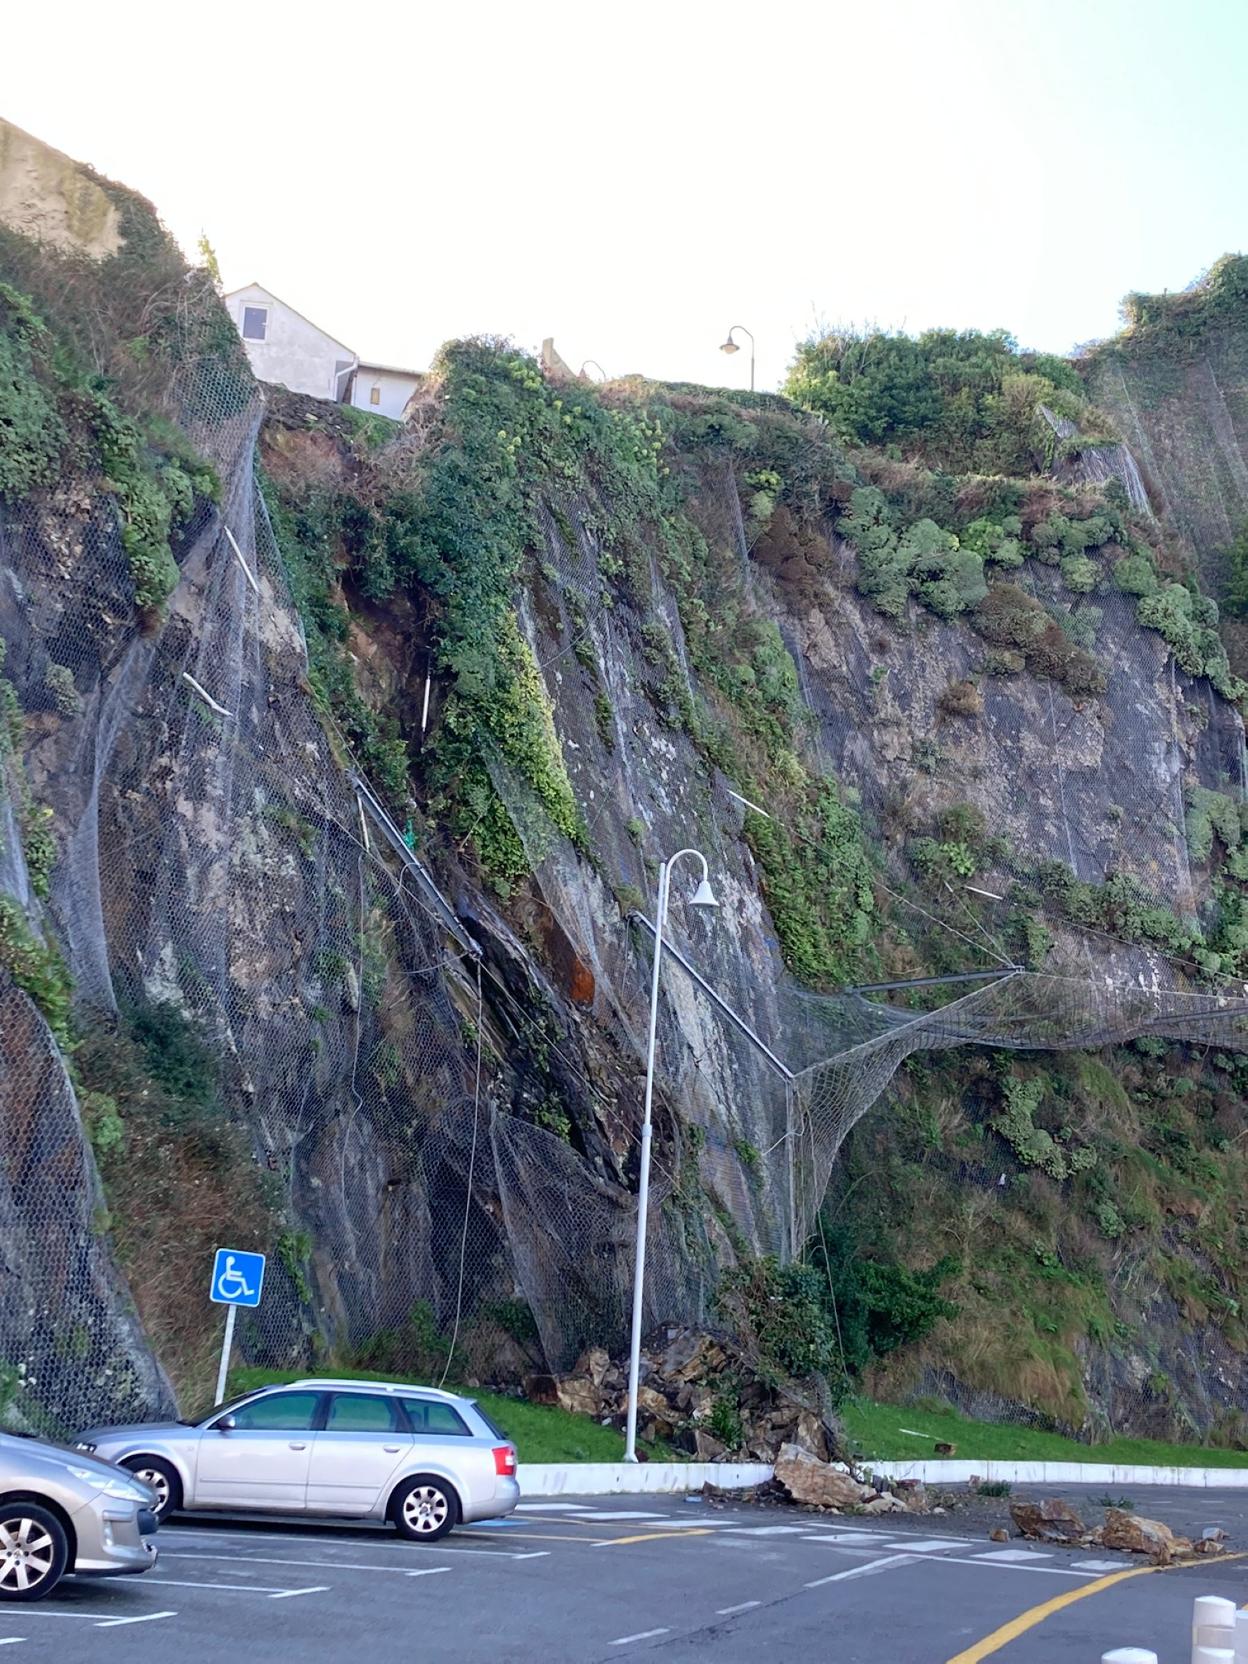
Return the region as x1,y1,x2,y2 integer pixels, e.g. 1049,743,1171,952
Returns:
369,385,381,406
241,305,268,342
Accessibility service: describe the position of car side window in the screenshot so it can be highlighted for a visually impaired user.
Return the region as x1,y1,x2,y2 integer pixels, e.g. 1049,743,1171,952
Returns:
227,1392,321,1432
402,1398,470,1436
326,1394,401,1432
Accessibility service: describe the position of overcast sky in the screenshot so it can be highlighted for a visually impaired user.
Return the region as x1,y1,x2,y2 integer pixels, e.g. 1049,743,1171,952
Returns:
5,0,1245,391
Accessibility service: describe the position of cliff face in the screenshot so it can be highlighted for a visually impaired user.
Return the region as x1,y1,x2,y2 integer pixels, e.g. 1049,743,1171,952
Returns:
2,125,1248,1445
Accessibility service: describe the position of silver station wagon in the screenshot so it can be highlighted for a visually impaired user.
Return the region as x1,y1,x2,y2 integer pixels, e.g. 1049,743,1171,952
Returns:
76,1378,520,1543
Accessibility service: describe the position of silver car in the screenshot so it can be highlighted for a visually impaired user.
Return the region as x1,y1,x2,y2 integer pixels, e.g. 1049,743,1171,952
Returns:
77,1378,520,1543
0,1430,158,1601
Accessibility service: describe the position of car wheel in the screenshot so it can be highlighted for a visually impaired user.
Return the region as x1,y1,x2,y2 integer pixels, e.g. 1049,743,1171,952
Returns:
121,1456,182,1522
391,1476,459,1543
0,1504,69,1602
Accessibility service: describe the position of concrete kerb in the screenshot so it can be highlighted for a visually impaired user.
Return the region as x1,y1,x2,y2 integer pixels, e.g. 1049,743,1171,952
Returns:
517,1454,1248,1499
866,1458,1248,1489
517,1461,773,1497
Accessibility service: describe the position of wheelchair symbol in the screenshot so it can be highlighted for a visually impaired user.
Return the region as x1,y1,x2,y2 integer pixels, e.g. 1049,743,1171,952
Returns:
216,1257,254,1301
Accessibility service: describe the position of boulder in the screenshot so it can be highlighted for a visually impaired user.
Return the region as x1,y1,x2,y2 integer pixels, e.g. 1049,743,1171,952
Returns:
572,1346,611,1387
774,1443,875,1510
1009,1498,1089,1544
554,1376,603,1417
989,1527,1010,1543
524,1373,560,1405
793,1409,832,1460
693,1429,729,1461
860,1492,906,1514
897,1481,929,1514
1102,1508,1193,1564
636,1384,680,1429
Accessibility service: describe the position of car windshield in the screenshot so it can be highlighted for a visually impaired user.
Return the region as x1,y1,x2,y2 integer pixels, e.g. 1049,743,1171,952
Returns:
181,1390,264,1426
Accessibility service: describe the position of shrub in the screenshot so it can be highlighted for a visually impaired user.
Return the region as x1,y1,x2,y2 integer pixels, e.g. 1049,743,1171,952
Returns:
0,282,66,500
938,678,983,718
716,1256,843,1383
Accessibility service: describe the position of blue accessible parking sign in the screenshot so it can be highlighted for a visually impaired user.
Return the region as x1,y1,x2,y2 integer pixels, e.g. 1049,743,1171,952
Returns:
210,1248,266,1309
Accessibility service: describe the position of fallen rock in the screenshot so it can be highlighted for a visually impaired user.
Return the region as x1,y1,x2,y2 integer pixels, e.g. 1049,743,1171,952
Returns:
935,1441,957,1456
693,1429,728,1461
896,1480,929,1514
554,1376,603,1417
774,1443,875,1510
989,1527,1010,1543
1102,1508,1193,1564
1010,1499,1088,1544
572,1346,611,1388
860,1492,906,1514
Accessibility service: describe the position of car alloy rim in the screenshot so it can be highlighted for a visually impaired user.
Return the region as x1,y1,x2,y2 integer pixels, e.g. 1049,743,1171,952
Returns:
0,1516,56,1593
134,1468,170,1511
402,1486,449,1533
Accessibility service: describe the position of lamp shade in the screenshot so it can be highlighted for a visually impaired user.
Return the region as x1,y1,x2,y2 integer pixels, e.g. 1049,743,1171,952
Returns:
720,337,739,355
690,878,719,909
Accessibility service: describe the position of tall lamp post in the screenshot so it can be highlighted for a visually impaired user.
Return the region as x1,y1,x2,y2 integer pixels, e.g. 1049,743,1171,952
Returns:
624,848,719,1463
719,324,755,392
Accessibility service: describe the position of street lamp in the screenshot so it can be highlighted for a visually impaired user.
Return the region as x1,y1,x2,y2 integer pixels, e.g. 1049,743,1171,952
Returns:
624,847,720,1463
719,324,755,392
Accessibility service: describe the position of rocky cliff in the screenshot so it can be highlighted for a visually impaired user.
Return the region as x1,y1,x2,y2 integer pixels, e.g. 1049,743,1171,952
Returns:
2,121,1248,1446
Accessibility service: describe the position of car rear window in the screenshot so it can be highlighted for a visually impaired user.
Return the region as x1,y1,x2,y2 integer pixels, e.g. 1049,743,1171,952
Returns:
402,1398,471,1436
327,1394,403,1432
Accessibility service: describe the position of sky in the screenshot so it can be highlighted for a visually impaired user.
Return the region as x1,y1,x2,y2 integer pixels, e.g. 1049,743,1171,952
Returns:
4,0,1246,392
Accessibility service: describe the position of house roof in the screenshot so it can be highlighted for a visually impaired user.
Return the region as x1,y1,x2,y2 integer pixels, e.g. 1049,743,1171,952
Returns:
356,360,425,380
223,282,357,358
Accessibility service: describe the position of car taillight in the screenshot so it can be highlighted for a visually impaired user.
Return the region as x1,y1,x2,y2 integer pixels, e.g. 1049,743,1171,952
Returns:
493,1445,517,1477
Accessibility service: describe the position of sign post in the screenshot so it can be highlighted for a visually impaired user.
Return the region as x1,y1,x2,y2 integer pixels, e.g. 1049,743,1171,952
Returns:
209,1248,266,1406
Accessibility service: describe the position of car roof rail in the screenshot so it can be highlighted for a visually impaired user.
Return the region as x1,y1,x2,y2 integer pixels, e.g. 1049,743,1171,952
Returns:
287,1377,466,1402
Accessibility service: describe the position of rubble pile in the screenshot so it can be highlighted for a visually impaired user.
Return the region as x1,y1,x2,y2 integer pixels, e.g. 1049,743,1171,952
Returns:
524,1327,837,1462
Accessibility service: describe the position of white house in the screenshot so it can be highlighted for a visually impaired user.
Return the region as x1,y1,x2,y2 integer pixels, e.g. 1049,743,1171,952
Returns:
223,283,423,420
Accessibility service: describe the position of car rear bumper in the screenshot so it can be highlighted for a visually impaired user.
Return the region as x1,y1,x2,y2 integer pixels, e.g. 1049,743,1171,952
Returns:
464,1477,520,1522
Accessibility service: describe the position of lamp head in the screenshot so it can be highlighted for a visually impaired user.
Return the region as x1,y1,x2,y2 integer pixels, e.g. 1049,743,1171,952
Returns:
720,336,739,356
690,877,719,910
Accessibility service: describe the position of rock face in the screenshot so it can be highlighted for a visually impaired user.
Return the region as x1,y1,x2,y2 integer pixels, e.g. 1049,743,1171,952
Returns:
1,124,1248,1441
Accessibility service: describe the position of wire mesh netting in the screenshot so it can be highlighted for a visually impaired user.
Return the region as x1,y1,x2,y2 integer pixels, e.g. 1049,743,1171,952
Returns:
2,306,1248,1443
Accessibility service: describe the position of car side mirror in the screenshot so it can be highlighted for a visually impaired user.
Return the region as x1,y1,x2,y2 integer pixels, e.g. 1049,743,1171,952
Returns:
215,1414,236,1433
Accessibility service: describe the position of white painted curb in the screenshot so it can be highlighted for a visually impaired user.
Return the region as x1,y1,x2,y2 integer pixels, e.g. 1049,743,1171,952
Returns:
517,1461,773,1497
866,1458,1248,1489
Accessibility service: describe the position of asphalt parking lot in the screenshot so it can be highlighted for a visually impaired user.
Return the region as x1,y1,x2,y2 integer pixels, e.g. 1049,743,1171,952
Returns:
3,1489,1244,1662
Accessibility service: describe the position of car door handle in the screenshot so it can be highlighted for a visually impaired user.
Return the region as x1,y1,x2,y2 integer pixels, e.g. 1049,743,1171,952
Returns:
289,1442,308,1451
383,1445,401,1453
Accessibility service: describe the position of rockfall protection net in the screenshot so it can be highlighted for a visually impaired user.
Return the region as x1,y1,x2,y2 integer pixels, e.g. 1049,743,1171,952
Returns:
2,324,1248,1438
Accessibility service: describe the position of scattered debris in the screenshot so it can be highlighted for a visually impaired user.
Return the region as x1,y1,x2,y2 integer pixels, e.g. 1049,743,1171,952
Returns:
989,1527,1010,1543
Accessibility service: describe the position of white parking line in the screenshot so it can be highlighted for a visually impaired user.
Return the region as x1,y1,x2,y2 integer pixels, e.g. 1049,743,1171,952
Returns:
1071,1558,1131,1572
171,1529,537,1559
146,1578,291,1593
0,1641,23,1647
800,1531,886,1545
94,1611,178,1629
805,1552,916,1587
269,1587,330,1599
716,1601,760,1616
976,1549,1054,1563
887,1538,968,1553
723,1526,809,1536
610,1629,670,1646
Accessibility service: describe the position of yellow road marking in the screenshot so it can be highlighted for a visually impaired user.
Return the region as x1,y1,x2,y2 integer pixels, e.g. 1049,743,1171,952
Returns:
945,1552,1248,1664
456,1528,609,1544
595,1528,715,1547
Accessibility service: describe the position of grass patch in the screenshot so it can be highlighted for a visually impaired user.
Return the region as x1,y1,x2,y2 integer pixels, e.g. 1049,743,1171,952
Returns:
842,1397,1248,1468
227,1366,678,1464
